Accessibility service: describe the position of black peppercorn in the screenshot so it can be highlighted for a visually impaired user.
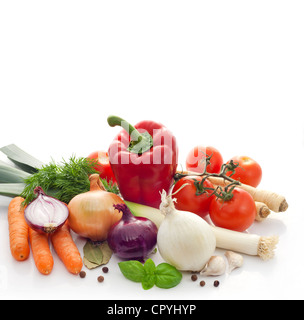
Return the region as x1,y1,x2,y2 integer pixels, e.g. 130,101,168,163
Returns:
214,280,220,287
191,274,198,282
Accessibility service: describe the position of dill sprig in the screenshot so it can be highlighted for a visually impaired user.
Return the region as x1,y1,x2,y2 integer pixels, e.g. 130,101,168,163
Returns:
21,156,99,205
100,178,120,196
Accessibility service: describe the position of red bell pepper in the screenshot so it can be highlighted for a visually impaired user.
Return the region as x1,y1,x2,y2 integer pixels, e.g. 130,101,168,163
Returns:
107,116,178,208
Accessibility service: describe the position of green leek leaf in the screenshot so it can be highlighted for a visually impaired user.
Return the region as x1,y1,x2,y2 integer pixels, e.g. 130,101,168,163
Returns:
0,144,44,173
0,183,25,198
0,161,31,183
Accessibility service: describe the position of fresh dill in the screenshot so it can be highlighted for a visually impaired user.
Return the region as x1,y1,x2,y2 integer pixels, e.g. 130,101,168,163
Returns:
21,156,99,205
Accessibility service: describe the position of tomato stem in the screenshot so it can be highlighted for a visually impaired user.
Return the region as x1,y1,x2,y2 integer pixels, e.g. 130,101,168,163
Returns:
175,159,242,202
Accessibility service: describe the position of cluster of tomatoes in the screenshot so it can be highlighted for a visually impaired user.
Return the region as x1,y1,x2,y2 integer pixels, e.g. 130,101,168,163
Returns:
88,146,263,233
174,146,263,232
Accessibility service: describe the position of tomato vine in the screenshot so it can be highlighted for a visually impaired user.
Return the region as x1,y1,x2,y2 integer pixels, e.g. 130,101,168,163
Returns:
174,156,242,202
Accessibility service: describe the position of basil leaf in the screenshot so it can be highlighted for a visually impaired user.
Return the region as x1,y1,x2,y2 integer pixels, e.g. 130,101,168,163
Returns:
118,260,145,283
155,263,183,289
141,259,156,290
118,259,182,290
144,259,156,274
142,273,156,290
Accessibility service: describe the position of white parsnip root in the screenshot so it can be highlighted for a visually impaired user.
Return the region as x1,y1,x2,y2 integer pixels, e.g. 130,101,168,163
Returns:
207,176,288,213
212,226,279,260
176,170,288,213
255,202,271,221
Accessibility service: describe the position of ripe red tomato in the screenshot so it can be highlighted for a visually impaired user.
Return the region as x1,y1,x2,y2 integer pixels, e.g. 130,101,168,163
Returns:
186,146,223,174
226,156,262,187
87,151,117,183
209,188,256,232
172,176,215,218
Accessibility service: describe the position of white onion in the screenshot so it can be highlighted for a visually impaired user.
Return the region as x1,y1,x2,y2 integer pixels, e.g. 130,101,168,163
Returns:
157,190,216,272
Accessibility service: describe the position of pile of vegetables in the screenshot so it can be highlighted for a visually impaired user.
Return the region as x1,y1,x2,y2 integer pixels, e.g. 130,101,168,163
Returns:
0,115,288,290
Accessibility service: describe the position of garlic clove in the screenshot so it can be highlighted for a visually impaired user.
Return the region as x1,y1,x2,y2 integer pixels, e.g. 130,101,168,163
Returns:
225,251,244,274
200,255,226,277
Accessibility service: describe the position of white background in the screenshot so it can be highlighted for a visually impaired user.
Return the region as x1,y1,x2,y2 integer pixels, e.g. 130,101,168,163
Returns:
1,1,304,300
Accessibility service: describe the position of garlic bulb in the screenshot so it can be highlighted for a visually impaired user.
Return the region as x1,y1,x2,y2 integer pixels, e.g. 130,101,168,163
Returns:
225,251,244,273
200,255,227,277
157,191,216,272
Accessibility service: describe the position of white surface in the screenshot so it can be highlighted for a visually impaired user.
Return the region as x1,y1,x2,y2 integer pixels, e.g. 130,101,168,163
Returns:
1,0,304,300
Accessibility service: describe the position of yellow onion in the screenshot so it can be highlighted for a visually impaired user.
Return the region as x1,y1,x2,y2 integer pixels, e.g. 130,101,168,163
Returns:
68,174,124,241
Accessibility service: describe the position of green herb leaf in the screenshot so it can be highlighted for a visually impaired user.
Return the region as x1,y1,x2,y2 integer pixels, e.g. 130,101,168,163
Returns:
99,241,113,265
155,263,183,289
101,178,120,195
144,259,156,274
83,242,104,265
83,257,100,270
141,259,156,290
118,259,182,290
118,260,145,283
83,241,113,270
142,274,156,290
21,156,98,205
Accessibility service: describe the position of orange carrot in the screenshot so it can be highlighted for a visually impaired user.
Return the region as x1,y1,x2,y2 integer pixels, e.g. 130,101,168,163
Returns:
51,221,83,275
8,197,30,261
29,228,54,275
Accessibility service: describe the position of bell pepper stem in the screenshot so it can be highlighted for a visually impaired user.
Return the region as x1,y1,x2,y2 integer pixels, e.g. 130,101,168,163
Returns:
107,116,142,141
107,115,153,154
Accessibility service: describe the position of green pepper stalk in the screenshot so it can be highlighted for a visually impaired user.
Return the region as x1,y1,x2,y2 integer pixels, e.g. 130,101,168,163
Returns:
107,115,153,155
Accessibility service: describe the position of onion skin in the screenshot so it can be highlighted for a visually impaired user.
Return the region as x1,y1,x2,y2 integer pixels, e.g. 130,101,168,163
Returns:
107,204,158,261
157,209,216,272
68,174,124,241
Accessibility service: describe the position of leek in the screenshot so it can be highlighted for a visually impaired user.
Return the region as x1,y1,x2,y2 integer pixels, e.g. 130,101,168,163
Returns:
0,144,109,206
0,144,44,199
0,183,25,198
0,144,99,204
125,200,164,229
125,200,279,260
0,144,44,173
0,160,31,183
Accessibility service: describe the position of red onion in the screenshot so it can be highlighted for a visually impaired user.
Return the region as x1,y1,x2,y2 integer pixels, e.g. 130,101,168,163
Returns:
107,204,158,261
24,187,69,234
